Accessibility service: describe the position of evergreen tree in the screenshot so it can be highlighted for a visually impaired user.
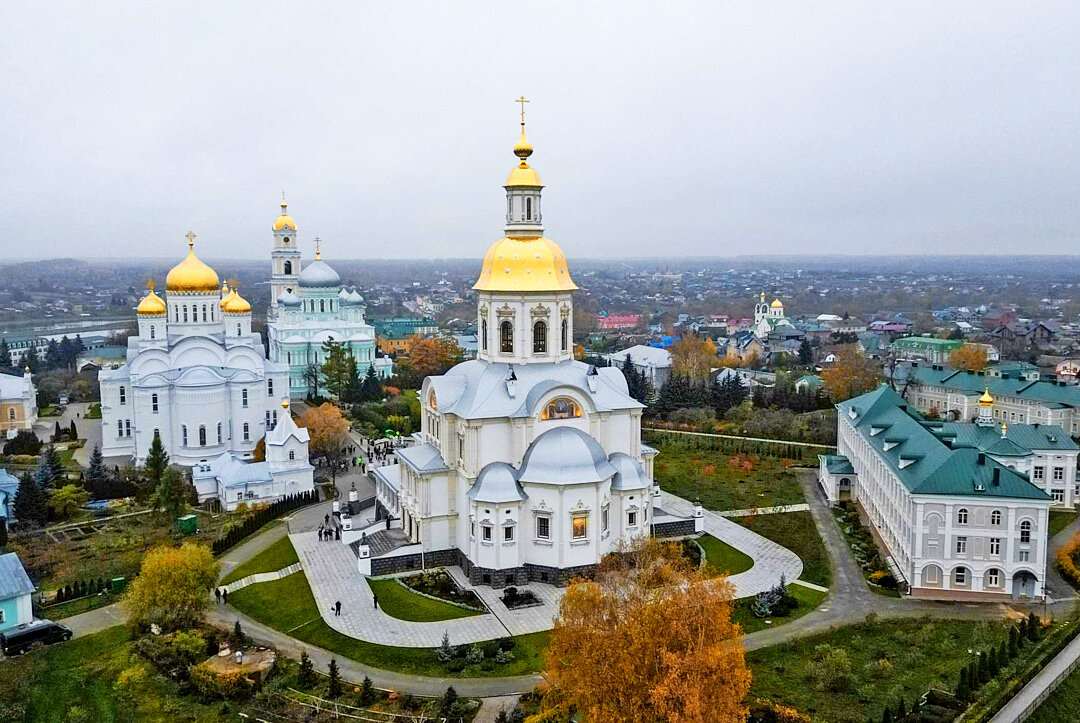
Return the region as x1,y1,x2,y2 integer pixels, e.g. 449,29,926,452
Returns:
798,338,813,366
45,339,61,370
0,519,7,547
69,419,77,439
54,421,62,440
969,661,981,691
896,698,906,720
22,345,39,374
956,666,970,699
154,468,188,521
58,336,75,368
321,340,352,400
1015,624,1026,649
298,651,315,687
327,658,342,698
14,472,47,526
881,707,893,723
73,334,85,356
998,641,1009,668
1027,612,1040,642
361,365,382,402
359,676,375,705
144,432,169,488
232,620,246,647
440,686,459,719
34,445,64,489
978,651,990,683
342,353,363,404
0,338,10,369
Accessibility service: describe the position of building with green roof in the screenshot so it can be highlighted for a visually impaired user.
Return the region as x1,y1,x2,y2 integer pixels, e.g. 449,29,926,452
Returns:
891,336,964,363
826,385,1053,602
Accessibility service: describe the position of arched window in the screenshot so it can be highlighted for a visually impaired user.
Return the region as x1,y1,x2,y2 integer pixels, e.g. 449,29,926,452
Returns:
202,304,208,322
986,568,1001,587
289,450,295,460
217,422,222,444
267,379,274,396
236,323,241,336
991,510,1002,526
151,393,158,413
119,386,126,405
182,425,188,446
957,508,968,525
542,397,582,420
533,320,547,353
149,325,156,339
526,197,532,220
153,428,160,439
242,388,248,408
174,305,179,322
8,409,14,421
284,260,292,274
243,422,250,441
507,197,512,218
198,425,206,446
182,305,188,323
561,318,568,351
1020,520,1032,544
482,319,488,351
500,320,514,353
320,300,325,313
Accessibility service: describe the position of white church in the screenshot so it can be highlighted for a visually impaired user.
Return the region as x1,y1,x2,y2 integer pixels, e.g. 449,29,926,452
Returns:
361,116,699,587
100,235,291,469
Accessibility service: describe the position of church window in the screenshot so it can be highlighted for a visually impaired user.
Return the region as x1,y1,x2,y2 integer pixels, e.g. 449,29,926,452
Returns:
533,320,547,354
149,325,156,339
572,515,588,540
1020,520,1032,544
526,197,532,220
117,420,123,437
500,321,513,353
182,425,188,446
481,525,492,542
601,505,609,533
236,323,241,336
628,510,638,527
507,196,511,218
273,410,278,425
284,260,292,274
119,386,126,405
289,450,295,460
320,300,325,313
957,508,968,525
481,319,488,351
536,516,550,540
217,422,222,444
175,306,179,322
267,379,273,396
125,419,131,437
202,304,208,322
265,410,271,427
198,426,206,446
242,389,248,408
504,525,515,542
561,318,568,351
153,428,159,439
182,305,188,323
151,393,158,413
991,510,1002,526
243,422,250,441
542,397,581,420
7,409,13,421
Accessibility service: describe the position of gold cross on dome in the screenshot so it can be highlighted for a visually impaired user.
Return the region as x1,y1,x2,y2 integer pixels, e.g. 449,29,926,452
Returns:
515,95,529,124
314,236,322,260
185,231,196,247
147,280,155,291
228,278,239,290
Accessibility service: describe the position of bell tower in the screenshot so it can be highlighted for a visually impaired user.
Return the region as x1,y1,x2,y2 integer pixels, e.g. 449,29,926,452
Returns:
270,195,301,319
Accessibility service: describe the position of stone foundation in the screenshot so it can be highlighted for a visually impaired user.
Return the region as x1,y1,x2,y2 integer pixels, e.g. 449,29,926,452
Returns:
653,519,696,538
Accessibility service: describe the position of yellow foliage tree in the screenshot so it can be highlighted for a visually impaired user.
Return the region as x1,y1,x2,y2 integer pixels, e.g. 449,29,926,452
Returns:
406,335,464,378
295,402,350,457
822,344,881,401
543,537,751,723
671,335,717,381
948,343,988,372
124,542,219,630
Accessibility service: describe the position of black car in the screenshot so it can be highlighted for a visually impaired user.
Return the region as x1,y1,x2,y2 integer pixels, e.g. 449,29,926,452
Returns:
0,619,72,656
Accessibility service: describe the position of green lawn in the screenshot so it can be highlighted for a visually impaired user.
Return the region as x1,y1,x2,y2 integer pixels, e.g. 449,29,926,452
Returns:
649,437,805,511
1048,508,1078,539
367,578,482,622
733,510,832,588
697,533,754,576
747,617,1024,723
733,583,827,634
220,536,299,585
0,625,221,722
230,571,547,677
85,402,102,419
1028,662,1080,723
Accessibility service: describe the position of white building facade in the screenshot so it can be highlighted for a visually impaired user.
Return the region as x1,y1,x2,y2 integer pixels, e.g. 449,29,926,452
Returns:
368,118,697,587
99,235,289,466
825,385,1053,601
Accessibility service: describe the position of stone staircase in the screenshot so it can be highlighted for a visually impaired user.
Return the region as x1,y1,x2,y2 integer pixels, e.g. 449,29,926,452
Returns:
365,528,411,557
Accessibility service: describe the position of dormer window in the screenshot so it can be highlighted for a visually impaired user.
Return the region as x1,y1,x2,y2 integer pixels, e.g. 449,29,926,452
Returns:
542,397,581,420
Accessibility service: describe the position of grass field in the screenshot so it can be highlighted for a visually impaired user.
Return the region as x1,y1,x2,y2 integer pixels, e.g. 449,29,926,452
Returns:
747,617,1024,723
733,510,832,588
220,536,298,585
697,533,755,576
733,583,828,634
1048,508,1078,539
230,571,547,677
367,578,482,622
649,437,805,511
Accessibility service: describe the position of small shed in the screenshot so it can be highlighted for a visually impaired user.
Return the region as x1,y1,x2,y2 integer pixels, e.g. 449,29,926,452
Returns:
176,514,199,535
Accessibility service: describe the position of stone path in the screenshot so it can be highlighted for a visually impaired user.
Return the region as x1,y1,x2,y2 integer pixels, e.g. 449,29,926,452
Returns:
660,492,804,599
221,562,303,594
446,566,563,637
988,629,1080,723
716,503,811,518
474,695,522,723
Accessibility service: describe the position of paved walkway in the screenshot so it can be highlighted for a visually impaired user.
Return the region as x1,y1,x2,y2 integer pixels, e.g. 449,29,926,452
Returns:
474,695,522,723
221,562,303,594
989,630,1080,723
717,503,810,518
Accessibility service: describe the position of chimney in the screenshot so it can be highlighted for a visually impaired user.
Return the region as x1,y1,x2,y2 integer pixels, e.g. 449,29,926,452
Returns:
992,467,1000,486
506,367,517,398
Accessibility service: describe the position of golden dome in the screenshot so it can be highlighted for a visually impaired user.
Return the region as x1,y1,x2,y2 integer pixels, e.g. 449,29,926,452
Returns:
136,281,166,316
979,388,994,405
220,286,251,314
473,236,578,292
770,298,783,308
273,201,297,232
165,234,221,293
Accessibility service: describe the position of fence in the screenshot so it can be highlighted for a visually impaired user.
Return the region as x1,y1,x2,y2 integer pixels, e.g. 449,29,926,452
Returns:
211,489,321,555
988,629,1080,723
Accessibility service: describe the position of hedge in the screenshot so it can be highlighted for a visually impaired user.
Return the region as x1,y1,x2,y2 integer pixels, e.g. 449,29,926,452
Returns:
211,489,320,555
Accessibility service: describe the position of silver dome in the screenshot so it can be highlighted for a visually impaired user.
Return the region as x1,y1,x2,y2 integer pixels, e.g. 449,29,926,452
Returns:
278,290,301,307
518,426,616,485
608,452,651,491
298,259,342,288
468,462,527,504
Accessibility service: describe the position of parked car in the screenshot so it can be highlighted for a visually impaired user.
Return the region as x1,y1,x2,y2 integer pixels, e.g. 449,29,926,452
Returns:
0,619,72,656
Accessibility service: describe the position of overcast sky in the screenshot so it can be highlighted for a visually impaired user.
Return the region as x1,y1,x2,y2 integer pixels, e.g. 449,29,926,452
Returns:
4,2,1080,261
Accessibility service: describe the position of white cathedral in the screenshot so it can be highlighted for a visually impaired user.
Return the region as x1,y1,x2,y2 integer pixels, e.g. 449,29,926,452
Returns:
99,235,314,508
363,117,698,587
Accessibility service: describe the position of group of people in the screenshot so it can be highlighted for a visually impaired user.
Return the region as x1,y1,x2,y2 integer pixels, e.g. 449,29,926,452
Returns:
214,587,229,605
318,513,339,541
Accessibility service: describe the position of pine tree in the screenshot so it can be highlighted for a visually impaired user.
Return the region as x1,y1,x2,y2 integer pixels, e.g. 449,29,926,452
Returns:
154,468,188,521
361,365,382,402
86,444,109,499
298,651,315,687
144,432,169,488
978,651,990,683
0,338,10,369
34,445,64,490
881,707,893,723
69,419,77,439
956,666,970,699
1027,612,1040,642
440,686,459,719
14,472,47,526
23,345,39,373
988,647,1000,676
327,658,342,698
798,338,813,366
896,697,906,720
969,661,981,691
233,620,246,647
342,353,363,404
45,339,61,370
73,334,85,356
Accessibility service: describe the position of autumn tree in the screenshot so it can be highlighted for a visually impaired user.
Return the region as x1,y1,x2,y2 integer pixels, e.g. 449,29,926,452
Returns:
543,537,751,723
671,335,717,381
407,335,464,378
296,402,350,479
822,345,881,401
124,542,219,630
949,343,988,372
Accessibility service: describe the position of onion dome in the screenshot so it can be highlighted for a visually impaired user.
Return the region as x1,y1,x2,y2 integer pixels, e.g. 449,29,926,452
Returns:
505,124,542,187
278,290,301,307
337,288,351,304
473,236,577,292
979,388,994,406
771,298,784,308
273,200,297,232
166,233,221,293
220,285,251,314
136,281,167,316
298,252,341,288
348,288,364,304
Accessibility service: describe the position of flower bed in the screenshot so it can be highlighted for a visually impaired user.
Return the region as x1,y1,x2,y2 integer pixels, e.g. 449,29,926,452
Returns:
501,586,542,610
833,502,901,596
400,570,485,611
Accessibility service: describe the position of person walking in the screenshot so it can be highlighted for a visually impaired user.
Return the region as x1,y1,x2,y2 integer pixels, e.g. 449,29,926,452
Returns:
372,593,379,609
222,589,228,605
335,600,342,616
215,588,221,604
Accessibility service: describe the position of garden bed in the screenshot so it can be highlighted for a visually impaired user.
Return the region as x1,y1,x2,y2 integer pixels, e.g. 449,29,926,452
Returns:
400,569,486,610
367,577,483,622
501,586,542,610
